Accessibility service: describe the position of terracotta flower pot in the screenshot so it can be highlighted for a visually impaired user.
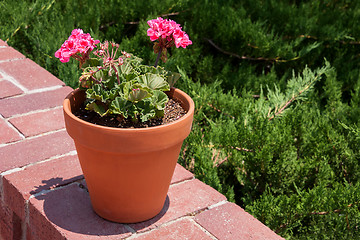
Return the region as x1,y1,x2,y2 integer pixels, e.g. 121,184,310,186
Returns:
63,88,194,223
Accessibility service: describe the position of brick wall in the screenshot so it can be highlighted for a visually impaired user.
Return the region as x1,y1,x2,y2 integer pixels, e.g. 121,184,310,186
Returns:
0,39,284,240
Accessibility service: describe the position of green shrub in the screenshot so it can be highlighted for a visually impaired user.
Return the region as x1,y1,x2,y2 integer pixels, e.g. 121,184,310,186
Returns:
2,0,360,238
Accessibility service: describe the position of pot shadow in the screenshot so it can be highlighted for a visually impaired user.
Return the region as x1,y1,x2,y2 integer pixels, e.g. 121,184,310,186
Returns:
33,179,170,236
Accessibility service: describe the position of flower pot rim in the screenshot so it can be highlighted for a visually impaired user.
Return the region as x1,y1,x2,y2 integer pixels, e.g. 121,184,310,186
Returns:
63,87,195,133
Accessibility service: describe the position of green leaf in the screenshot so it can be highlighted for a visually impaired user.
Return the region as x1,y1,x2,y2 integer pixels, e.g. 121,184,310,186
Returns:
139,65,167,76
86,85,104,102
136,101,156,122
102,77,117,89
166,72,181,88
86,85,116,103
85,101,109,117
128,87,151,102
110,97,133,118
93,68,110,82
117,61,134,75
136,73,170,91
149,90,169,110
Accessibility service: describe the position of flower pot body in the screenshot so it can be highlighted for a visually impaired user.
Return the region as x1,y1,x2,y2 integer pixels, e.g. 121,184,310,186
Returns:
63,88,194,223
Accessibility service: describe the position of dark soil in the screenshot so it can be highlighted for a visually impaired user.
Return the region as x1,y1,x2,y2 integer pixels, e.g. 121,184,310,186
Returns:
73,99,187,128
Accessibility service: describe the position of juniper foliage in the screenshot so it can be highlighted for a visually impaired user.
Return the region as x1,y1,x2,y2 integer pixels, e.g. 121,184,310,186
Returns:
1,0,360,239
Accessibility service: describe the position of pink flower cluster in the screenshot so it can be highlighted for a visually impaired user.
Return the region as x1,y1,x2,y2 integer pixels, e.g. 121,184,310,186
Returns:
147,17,192,48
55,29,100,63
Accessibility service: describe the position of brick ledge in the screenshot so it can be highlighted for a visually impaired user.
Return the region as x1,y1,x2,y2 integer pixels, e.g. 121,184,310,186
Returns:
0,40,284,240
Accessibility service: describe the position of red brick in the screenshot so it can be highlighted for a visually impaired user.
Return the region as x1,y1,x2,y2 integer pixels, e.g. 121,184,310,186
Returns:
133,218,213,240
9,108,65,137
11,211,23,240
0,118,22,144
2,154,83,220
129,179,227,233
0,86,72,118
27,204,65,240
0,80,23,99
0,58,63,91
0,40,7,47
170,164,193,185
0,201,23,240
195,202,284,240
0,130,75,173
0,201,13,240
26,224,35,240
0,47,25,61
28,184,132,239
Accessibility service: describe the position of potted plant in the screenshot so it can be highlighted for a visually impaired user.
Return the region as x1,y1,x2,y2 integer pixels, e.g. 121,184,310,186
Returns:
57,18,194,223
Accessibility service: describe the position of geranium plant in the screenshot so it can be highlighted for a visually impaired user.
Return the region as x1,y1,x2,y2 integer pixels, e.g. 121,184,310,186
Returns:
55,17,192,123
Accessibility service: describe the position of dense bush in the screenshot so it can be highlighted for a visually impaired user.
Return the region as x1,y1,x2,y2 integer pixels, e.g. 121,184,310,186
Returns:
1,0,360,238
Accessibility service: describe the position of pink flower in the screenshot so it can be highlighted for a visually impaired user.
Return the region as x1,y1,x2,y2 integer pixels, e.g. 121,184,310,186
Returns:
147,28,160,41
173,28,192,48
147,17,191,49
55,29,99,63
71,29,83,36
55,49,68,63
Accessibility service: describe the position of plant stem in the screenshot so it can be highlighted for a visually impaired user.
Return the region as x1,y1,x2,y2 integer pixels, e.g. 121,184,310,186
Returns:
154,48,162,68
112,65,120,84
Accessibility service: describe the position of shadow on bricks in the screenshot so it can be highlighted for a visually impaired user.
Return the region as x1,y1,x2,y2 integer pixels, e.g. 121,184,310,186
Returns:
31,181,170,237
30,177,83,195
